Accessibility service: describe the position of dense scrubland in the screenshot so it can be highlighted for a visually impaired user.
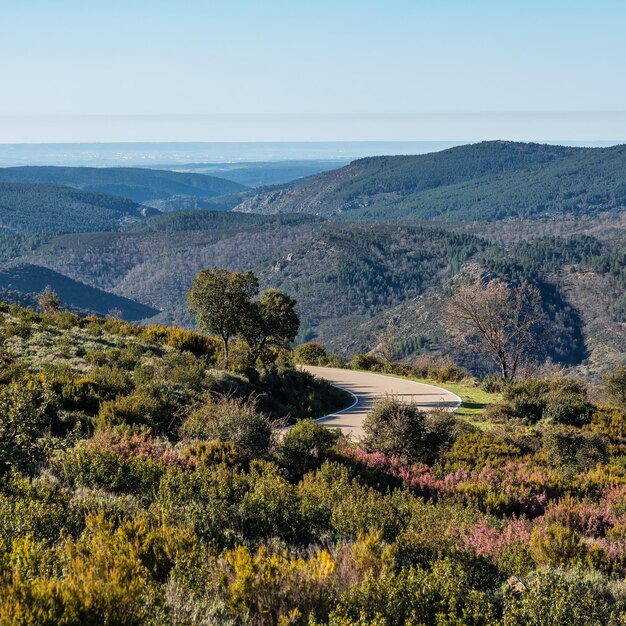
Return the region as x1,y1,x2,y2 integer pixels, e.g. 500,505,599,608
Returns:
4,141,626,622
2,290,626,624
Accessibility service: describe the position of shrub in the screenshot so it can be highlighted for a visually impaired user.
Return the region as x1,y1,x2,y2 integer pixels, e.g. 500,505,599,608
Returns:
95,388,177,433
589,404,626,438
240,461,303,542
255,368,351,421
293,343,334,366
278,419,341,474
215,544,336,626
483,403,519,423
0,383,51,477
328,558,497,626
543,389,592,427
444,432,522,471
143,324,170,343
180,396,273,457
481,375,509,393
89,366,133,399
183,440,248,469
542,425,608,472
362,397,427,463
350,353,381,371
166,327,220,359
156,350,208,390
58,435,168,495
505,378,592,425
502,568,625,625
605,365,626,409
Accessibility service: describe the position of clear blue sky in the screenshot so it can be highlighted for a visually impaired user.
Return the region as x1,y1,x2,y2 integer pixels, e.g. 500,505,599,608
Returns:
2,0,626,141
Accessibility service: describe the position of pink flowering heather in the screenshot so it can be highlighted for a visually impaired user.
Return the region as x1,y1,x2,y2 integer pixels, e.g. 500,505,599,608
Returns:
91,428,187,468
343,448,556,516
457,517,532,562
540,497,614,538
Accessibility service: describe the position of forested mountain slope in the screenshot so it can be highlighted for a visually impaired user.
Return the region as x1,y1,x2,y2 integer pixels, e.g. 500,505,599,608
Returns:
0,263,159,321
0,166,246,203
0,183,157,233
234,141,626,221
13,214,626,377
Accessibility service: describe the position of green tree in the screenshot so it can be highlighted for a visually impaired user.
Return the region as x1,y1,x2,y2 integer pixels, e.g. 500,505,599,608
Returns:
239,288,299,366
187,268,258,365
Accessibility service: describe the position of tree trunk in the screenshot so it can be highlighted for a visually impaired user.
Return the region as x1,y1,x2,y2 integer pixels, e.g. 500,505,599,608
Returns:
222,336,229,367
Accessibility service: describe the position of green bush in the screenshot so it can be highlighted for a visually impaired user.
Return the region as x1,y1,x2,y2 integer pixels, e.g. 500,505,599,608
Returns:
58,438,167,495
351,353,381,371
505,378,592,425
362,397,427,463
167,327,220,359
0,383,50,477
605,365,626,409
502,568,626,625
184,440,248,469
278,419,341,474
293,343,335,366
328,558,497,626
180,396,273,457
89,365,133,399
95,388,176,433
589,404,626,438
444,431,522,471
481,375,510,393
542,425,608,471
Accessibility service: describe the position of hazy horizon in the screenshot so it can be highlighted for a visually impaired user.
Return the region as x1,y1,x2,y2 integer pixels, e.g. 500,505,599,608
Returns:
0,138,623,169
1,112,626,145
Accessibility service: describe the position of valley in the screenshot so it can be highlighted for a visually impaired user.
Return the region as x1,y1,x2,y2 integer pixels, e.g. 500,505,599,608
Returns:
1,141,626,381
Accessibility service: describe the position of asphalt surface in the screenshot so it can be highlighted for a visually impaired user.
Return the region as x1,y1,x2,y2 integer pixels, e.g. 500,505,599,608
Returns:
301,365,462,440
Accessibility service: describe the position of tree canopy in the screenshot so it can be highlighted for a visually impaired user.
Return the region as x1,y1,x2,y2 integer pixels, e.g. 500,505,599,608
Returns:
187,268,299,367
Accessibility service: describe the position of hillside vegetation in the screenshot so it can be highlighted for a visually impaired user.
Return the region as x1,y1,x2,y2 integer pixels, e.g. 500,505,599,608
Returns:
0,183,157,233
11,214,626,378
4,301,626,622
0,166,246,203
234,141,626,221
0,263,159,321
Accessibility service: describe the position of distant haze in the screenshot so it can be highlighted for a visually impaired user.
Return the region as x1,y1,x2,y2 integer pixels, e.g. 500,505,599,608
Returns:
1,113,625,145
0,138,624,169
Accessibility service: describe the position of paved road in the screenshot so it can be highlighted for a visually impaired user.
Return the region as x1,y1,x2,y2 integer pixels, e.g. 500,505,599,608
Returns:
302,365,462,440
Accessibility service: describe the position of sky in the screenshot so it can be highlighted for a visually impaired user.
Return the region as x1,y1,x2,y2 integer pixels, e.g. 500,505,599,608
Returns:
1,0,626,142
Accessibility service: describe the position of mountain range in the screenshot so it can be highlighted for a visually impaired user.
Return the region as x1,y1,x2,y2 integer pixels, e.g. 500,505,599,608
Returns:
232,141,626,221
2,141,626,378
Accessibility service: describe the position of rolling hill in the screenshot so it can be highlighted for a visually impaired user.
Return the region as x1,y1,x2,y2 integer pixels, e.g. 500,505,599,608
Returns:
0,166,246,204
3,142,626,377
0,183,158,233
233,141,626,221
0,263,159,321
16,216,625,376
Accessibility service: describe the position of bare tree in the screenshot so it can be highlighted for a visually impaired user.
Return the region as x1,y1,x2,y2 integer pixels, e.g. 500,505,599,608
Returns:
373,320,400,364
38,286,61,315
445,278,543,381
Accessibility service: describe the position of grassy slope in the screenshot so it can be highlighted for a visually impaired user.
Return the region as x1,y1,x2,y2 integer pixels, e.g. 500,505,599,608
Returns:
0,303,350,421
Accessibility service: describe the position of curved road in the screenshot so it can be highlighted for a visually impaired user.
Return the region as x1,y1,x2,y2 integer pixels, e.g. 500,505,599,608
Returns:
302,365,462,440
